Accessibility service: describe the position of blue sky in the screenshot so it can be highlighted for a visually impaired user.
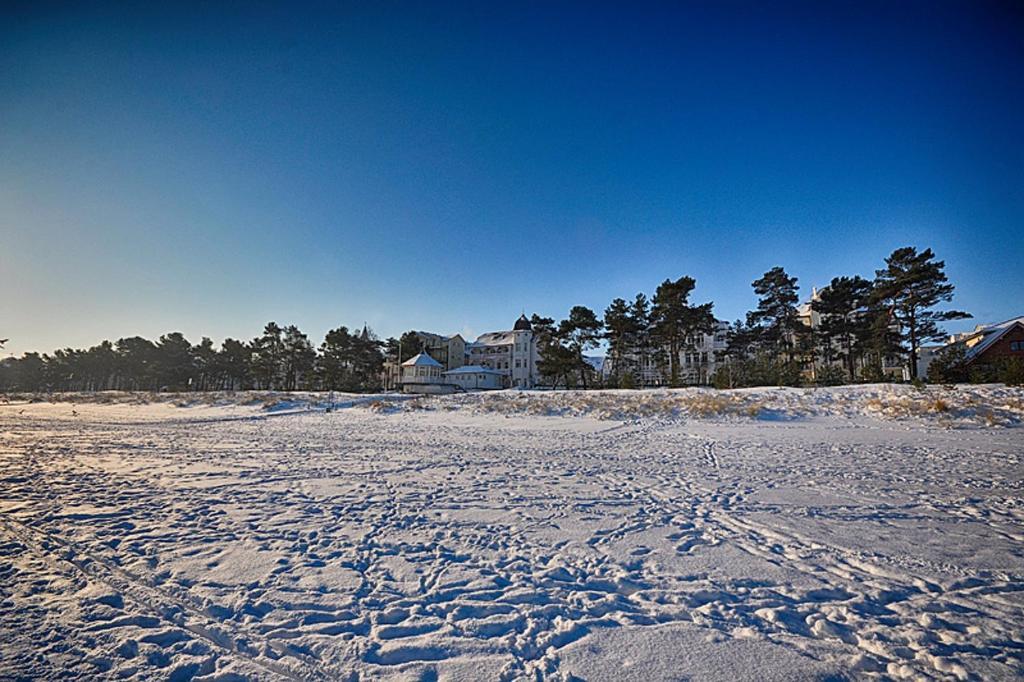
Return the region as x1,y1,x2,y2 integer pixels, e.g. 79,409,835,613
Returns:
2,2,1022,356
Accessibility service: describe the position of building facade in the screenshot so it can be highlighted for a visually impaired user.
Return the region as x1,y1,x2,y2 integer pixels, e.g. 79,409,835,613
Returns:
467,315,541,388
442,366,505,390
413,331,466,372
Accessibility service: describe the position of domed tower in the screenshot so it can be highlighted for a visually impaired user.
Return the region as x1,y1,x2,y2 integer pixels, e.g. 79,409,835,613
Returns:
511,314,535,388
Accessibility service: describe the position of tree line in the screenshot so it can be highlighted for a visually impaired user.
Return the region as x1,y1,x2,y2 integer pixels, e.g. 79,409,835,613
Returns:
0,322,387,393
531,246,972,388
0,245,988,392
714,246,971,387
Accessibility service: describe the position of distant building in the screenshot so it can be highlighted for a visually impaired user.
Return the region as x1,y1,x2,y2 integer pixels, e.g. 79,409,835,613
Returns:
413,331,466,372
467,315,540,388
442,365,504,390
920,316,1024,379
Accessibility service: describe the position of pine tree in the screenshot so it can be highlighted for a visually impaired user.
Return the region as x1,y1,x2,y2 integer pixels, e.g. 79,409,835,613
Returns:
281,325,316,391
155,332,195,390
630,293,653,386
531,313,582,389
192,337,218,391
251,322,285,390
398,331,425,363
650,276,715,387
557,306,603,389
319,326,355,390
811,276,874,381
115,336,157,390
603,298,633,385
872,247,971,380
715,319,762,388
218,338,252,390
351,326,384,391
748,267,802,357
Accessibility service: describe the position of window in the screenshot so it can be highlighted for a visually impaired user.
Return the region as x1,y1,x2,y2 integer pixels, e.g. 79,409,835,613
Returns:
1011,341,1023,351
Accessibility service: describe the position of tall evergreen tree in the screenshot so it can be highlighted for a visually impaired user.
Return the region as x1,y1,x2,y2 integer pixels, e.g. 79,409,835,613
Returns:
351,327,384,391
651,276,715,387
251,322,285,389
82,341,117,391
748,267,802,356
630,293,653,385
219,338,253,390
603,298,634,384
531,313,579,389
319,326,355,390
397,331,425,363
872,247,971,379
155,332,195,390
281,325,316,391
529,314,556,342
192,337,218,391
318,325,384,392
811,276,874,380
115,337,157,390
558,306,604,389
526,315,554,387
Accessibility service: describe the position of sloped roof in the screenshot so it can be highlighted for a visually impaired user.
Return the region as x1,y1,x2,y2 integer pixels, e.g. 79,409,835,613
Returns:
442,365,504,375
963,316,1024,362
475,331,515,345
513,314,532,331
401,352,443,368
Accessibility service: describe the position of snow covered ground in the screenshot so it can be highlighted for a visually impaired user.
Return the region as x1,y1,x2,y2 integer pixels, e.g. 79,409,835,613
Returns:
1,385,1022,680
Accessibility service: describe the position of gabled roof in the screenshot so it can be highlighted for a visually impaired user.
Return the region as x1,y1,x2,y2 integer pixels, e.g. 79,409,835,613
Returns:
962,316,1024,362
401,352,443,368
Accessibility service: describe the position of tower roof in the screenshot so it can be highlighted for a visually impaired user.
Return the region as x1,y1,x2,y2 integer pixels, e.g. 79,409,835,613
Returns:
513,314,532,331
401,352,443,368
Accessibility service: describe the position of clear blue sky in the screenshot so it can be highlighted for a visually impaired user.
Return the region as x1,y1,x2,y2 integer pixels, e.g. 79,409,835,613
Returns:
2,2,1022,356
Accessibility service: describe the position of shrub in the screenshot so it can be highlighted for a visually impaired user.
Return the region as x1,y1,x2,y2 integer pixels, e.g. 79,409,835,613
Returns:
711,369,734,390
927,345,969,384
858,362,886,383
997,357,1024,386
815,365,847,386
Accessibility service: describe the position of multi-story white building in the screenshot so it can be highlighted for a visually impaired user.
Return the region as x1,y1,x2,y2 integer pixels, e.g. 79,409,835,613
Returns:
467,315,541,388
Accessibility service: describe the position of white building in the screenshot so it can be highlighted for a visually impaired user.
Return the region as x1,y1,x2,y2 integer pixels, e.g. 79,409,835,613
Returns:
467,315,541,388
442,365,505,391
400,352,449,394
